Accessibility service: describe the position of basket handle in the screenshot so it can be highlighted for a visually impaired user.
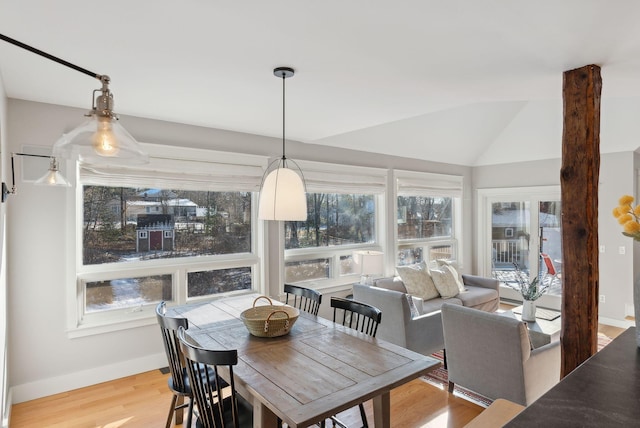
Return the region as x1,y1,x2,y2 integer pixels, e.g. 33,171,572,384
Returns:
264,310,290,333
252,295,273,307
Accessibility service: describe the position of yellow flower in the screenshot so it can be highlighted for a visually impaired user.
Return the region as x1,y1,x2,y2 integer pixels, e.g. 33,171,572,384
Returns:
624,220,640,234
619,195,635,205
614,195,640,241
618,214,633,225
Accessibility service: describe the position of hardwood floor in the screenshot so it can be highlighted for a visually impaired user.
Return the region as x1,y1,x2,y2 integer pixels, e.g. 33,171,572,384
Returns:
10,369,484,428
10,319,626,428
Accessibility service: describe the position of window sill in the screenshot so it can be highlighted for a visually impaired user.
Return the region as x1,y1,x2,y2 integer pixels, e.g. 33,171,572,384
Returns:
67,311,157,339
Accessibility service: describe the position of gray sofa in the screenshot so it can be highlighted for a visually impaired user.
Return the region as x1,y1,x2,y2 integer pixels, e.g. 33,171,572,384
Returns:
352,274,499,356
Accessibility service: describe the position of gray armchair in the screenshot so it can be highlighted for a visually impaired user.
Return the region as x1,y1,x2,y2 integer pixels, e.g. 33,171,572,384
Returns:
352,283,445,356
441,303,561,406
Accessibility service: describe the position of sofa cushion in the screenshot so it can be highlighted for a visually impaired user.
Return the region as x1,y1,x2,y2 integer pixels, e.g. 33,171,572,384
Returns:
420,296,462,313
396,262,439,300
430,267,460,298
456,286,500,311
373,277,407,293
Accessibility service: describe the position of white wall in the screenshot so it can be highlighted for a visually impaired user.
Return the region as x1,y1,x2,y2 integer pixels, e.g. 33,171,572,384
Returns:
0,65,10,428
473,153,636,326
5,99,473,403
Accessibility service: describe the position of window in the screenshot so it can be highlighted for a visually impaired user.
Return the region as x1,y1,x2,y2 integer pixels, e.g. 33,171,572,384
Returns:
283,161,386,287
70,145,265,335
395,170,463,267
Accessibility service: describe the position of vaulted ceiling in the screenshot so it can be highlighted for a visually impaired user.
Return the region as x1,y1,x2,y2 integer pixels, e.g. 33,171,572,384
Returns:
2,1,640,166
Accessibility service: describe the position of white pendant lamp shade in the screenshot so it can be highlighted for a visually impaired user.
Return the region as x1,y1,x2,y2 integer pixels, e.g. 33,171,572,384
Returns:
35,158,71,187
53,115,148,165
258,66,308,221
258,165,307,221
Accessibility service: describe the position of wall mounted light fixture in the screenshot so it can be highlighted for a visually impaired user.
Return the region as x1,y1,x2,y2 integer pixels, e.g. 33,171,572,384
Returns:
1,152,71,203
0,33,148,165
258,67,307,221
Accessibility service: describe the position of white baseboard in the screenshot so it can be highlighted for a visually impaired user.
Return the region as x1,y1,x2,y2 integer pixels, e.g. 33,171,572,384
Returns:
10,352,166,404
598,316,635,330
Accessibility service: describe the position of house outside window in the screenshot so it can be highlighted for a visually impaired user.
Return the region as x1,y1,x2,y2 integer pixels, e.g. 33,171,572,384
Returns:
70,145,265,335
283,161,386,288
395,170,463,267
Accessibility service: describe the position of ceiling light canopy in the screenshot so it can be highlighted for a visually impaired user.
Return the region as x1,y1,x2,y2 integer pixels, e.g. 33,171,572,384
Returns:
258,67,307,221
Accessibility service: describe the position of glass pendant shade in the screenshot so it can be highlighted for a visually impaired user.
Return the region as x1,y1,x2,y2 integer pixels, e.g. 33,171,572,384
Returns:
35,158,71,187
53,115,148,165
258,165,307,221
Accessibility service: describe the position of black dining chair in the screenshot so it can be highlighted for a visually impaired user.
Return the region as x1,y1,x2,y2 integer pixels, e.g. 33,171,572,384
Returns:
284,283,322,315
177,327,253,428
329,297,383,428
156,301,195,428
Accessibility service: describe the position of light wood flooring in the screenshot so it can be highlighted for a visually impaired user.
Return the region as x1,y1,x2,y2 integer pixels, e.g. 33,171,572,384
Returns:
10,317,625,428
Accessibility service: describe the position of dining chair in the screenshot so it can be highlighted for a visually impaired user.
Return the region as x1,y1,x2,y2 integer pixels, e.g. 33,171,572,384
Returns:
177,327,253,428
329,297,383,428
156,301,194,428
284,283,322,315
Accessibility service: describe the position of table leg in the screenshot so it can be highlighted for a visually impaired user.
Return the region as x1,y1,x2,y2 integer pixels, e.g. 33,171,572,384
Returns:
254,401,278,428
373,392,391,428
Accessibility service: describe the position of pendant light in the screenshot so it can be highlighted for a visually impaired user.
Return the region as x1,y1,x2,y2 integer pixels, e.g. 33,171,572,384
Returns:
258,67,307,221
0,33,148,165
53,75,148,165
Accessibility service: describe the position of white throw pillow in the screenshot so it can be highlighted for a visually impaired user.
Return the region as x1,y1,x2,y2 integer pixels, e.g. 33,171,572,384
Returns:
436,259,466,293
396,262,440,300
430,267,460,298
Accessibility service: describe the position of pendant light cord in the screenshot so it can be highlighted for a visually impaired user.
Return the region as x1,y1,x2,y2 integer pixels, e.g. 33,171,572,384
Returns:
281,72,287,162
0,33,101,81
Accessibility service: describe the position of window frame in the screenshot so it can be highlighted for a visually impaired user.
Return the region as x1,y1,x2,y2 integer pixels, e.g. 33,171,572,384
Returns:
66,144,267,337
281,161,387,290
394,170,463,268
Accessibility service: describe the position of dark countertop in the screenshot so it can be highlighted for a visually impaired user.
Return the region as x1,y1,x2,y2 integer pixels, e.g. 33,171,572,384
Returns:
506,327,640,427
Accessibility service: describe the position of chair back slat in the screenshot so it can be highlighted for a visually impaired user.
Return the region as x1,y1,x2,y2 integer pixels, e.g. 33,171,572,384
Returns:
178,327,249,428
284,284,322,315
331,297,382,337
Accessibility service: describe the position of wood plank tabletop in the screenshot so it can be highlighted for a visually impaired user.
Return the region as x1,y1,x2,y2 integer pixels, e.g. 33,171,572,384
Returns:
169,293,440,428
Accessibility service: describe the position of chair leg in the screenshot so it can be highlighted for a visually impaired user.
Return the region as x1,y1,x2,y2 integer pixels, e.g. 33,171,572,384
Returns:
448,381,455,393
185,397,194,428
165,394,177,428
358,403,368,428
175,395,184,425
443,348,447,370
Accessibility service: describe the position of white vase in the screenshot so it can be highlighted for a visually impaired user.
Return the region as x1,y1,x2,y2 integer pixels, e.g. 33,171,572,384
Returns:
522,300,537,322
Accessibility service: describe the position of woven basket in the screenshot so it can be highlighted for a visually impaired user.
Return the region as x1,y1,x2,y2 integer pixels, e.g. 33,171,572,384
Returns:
240,296,300,338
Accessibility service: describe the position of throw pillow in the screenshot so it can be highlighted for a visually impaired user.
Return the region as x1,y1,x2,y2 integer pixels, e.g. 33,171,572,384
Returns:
430,267,460,298
396,262,440,301
436,259,466,293
405,294,420,319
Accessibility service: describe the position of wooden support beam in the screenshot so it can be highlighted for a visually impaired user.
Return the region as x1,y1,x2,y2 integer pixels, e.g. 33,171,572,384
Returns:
560,64,602,377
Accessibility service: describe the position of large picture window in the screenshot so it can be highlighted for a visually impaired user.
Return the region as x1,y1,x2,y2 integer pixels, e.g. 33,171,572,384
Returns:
71,145,264,334
283,162,386,287
395,170,462,267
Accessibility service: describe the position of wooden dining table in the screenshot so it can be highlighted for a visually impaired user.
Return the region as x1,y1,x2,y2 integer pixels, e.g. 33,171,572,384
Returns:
168,293,440,428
